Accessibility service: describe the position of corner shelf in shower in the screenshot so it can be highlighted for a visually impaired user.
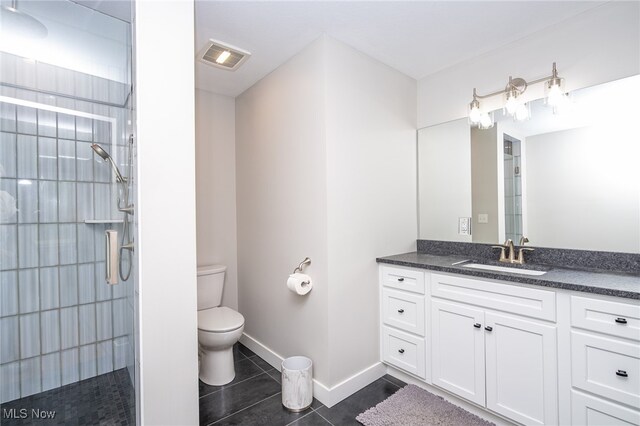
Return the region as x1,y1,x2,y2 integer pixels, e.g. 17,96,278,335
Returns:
84,219,124,224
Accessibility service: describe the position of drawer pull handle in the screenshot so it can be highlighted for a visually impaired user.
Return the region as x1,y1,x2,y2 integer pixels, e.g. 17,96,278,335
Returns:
616,370,628,378
484,326,493,332
397,277,405,282
397,309,405,314
474,323,481,328
398,349,405,354
615,318,628,324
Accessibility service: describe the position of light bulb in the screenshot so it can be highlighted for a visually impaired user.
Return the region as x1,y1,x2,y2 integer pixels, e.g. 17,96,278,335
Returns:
546,83,563,106
504,91,520,115
479,112,493,129
468,97,481,124
545,74,565,108
515,103,530,121
216,50,231,64
469,105,481,124
552,93,571,115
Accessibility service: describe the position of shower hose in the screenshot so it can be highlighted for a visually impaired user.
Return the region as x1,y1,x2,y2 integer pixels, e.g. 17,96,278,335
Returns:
118,135,135,281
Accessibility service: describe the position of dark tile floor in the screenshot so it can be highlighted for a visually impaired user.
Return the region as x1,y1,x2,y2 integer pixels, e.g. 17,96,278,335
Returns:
0,368,134,426
199,343,406,426
1,345,403,426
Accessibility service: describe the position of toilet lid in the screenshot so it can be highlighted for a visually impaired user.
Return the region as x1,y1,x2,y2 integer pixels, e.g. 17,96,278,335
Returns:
198,307,245,333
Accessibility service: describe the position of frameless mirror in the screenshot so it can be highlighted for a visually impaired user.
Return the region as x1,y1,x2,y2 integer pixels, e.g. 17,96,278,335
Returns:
418,75,640,253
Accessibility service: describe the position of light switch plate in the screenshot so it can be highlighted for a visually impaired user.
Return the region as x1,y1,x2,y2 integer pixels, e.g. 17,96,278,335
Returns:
458,217,471,235
478,213,489,224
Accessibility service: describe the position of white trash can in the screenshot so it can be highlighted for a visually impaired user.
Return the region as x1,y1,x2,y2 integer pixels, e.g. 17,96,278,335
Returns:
281,356,313,412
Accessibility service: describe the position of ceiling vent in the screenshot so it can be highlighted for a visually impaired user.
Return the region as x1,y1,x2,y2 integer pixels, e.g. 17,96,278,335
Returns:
197,39,251,71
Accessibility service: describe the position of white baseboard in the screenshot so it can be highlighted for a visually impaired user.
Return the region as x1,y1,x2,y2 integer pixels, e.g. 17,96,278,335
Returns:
322,361,386,407
240,333,385,407
239,333,284,371
385,366,516,426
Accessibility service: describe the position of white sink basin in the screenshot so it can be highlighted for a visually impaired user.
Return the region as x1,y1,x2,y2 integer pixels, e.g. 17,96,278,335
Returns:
462,263,547,276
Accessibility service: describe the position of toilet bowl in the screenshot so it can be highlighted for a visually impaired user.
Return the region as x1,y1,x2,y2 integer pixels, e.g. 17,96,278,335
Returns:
198,306,245,385
197,265,245,386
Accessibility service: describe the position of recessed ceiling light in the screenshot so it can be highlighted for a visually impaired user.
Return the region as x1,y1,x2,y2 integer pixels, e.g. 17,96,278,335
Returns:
215,50,231,64
197,39,251,71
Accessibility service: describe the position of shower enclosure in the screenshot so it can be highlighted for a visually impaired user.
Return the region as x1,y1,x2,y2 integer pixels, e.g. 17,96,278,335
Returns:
503,135,523,244
0,1,138,424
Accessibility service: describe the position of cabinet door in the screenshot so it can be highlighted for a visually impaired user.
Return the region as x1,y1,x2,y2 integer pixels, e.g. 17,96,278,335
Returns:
571,331,640,408
485,311,558,426
431,299,485,406
572,390,640,426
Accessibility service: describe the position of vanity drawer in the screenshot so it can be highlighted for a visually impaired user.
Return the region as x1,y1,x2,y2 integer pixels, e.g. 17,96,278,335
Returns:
381,266,425,295
571,296,640,341
431,272,556,321
382,326,425,378
382,288,425,336
571,331,640,408
572,390,640,426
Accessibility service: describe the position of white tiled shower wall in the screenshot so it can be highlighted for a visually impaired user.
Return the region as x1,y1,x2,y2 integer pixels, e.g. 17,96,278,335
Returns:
0,56,135,403
504,139,522,243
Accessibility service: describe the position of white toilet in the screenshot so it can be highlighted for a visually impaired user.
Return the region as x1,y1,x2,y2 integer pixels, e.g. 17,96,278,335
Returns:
197,265,245,385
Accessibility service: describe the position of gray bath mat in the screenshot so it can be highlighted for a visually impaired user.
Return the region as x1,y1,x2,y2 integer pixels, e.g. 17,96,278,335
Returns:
356,384,494,426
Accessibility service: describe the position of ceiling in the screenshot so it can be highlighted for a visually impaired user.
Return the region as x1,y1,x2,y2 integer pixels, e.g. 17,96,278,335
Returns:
195,1,606,97
71,0,132,23
1,1,130,83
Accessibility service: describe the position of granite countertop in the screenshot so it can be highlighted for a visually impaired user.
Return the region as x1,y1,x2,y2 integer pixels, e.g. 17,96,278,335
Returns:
376,252,640,300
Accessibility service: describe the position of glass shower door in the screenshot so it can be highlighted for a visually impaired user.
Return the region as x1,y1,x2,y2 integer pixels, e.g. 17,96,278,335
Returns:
0,1,137,424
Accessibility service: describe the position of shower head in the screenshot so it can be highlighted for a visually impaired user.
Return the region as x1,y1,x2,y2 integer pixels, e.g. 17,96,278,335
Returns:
0,1,48,39
91,144,126,183
91,143,110,160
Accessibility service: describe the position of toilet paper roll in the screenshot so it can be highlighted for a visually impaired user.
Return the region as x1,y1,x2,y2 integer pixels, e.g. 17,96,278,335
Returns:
287,273,313,295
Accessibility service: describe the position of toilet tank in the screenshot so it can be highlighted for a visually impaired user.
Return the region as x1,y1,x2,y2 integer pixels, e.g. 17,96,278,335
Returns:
197,265,227,310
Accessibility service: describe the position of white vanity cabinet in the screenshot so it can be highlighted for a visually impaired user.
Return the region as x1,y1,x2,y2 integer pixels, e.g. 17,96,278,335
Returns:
379,266,427,379
430,273,558,426
569,295,640,426
378,263,640,426
431,299,486,404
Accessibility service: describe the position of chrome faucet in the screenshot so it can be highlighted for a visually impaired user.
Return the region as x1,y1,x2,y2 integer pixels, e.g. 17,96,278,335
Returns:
492,239,534,265
516,247,535,264
491,239,513,262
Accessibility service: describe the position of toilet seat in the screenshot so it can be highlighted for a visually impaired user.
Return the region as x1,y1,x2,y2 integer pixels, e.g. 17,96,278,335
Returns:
198,307,245,333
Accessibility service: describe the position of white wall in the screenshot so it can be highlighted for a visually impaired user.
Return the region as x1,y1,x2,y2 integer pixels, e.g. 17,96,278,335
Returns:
418,119,471,241
324,37,417,385
235,38,331,384
195,90,238,309
417,1,640,128
235,36,417,394
470,126,499,244
526,125,640,253
135,1,199,424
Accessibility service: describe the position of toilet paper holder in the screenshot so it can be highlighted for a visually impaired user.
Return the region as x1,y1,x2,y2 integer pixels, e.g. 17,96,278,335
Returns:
292,257,312,283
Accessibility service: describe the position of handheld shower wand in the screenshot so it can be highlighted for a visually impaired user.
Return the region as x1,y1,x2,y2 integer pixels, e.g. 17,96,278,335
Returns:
91,144,126,183
91,141,135,281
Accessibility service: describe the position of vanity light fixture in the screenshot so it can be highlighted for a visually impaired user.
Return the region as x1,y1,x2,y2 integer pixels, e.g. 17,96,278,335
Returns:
503,77,526,116
468,62,567,129
545,62,566,111
468,88,494,129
